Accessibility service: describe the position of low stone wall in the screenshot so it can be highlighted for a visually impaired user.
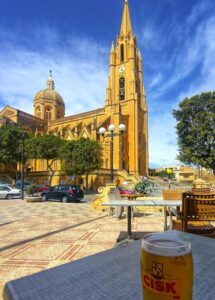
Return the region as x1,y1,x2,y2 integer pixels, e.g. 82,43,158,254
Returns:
25,196,44,202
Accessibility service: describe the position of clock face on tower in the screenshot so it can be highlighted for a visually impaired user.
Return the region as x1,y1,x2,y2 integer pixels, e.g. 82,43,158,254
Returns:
118,66,125,73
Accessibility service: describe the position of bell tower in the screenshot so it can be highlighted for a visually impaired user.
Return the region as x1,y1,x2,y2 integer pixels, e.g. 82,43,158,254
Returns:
105,0,148,175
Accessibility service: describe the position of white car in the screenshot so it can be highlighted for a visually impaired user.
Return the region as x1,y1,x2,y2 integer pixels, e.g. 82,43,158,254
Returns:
0,185,21,199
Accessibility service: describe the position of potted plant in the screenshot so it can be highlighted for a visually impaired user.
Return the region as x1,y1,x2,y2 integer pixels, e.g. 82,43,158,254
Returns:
25,184,44,202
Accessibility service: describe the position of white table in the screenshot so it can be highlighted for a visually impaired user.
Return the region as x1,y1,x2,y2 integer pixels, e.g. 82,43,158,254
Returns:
102,199,181,240
3,233,215,300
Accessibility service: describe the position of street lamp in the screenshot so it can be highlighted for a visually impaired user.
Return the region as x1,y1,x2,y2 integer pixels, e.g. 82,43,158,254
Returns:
21,129,26,200
99,123,126,183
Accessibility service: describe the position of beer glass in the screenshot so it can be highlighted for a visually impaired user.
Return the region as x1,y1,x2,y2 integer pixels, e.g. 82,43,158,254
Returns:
140,232,193,300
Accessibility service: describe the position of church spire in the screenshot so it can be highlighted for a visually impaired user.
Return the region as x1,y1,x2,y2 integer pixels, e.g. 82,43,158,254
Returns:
46,70,55,90
120,0,133,36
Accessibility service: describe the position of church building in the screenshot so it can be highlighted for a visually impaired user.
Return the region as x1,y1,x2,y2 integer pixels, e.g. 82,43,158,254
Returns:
0,0,148,187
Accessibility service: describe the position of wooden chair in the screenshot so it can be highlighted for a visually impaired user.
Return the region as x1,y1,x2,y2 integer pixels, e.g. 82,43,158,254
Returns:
162,189,183,228
173,191,215,234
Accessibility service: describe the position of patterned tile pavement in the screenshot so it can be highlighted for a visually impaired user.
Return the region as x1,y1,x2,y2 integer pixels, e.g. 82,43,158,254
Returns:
0,199,164,298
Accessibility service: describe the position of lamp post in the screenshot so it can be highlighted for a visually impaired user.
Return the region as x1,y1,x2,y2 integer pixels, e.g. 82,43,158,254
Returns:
166,168,172,190
21,129,26,200
99,123,126,183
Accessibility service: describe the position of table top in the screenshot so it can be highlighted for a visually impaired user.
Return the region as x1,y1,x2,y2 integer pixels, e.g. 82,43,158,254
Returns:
3,232,215,300
102,199,182,207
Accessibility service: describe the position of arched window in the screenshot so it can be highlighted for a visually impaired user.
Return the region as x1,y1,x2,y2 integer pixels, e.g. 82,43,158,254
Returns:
120,44,124,62
119,77,125,100
36,106,41,119
45,107,52,121
57,111,61,119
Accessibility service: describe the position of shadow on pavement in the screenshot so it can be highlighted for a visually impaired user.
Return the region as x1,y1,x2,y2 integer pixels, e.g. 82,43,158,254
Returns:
0,214,108,253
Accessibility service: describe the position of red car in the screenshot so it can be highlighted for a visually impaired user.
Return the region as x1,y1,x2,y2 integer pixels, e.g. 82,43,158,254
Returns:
163,177,169,182
35,185,49,193
118,186,133,195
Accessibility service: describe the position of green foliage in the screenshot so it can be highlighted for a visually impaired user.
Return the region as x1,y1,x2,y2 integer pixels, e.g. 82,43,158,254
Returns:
25,134,64,160
0,125,29,171
26,184,37,196
173,92,215,174
156,170,175,179
135,180,151,193
61,138,103,176
25,134,65,186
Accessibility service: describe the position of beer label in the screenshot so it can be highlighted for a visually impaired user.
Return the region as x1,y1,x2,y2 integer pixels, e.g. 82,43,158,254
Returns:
142,272,180,299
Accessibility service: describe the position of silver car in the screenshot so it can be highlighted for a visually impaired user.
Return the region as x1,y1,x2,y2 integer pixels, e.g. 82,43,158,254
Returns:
0,185,21,199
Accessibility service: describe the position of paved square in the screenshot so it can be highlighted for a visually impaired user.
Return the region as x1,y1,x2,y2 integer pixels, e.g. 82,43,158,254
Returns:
0,199,164,296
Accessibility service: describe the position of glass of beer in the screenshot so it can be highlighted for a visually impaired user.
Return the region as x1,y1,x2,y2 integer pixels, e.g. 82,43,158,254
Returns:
140,232,193,300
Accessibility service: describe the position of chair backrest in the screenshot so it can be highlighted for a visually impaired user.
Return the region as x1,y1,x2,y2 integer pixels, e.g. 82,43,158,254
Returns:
107,188,122,201
182,192,215,221
162,189,183,200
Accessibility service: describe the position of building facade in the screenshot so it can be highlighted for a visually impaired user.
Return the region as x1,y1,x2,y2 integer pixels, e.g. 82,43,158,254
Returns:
0,0,148,187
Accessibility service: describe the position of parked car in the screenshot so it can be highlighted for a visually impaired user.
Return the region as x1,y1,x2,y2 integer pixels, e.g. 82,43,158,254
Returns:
0,185,21,199
163,177,169,182
0,181,11,185
118,186,134,195
15,180,31,190
41,184,84,202
34,184,49,193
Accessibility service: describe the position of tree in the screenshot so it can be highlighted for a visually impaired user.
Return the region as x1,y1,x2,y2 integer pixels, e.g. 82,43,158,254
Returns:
61,138,103,190
25,134,65,185
156,170,175,179
173,92,215,174
0,125,29,182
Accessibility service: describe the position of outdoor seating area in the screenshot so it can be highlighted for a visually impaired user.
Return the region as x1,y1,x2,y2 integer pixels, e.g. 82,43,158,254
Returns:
1,181,215,299
0,0,214,298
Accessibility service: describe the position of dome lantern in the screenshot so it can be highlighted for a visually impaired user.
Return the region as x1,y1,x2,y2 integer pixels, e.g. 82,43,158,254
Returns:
46,70,55,90
33,70,65,122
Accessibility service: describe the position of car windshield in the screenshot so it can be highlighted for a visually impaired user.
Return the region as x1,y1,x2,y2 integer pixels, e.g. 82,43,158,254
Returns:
0,186,11,191
58,185,70,190
71,185,79,190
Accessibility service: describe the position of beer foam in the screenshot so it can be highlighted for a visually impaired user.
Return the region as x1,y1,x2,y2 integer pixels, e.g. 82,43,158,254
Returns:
142,232,191,257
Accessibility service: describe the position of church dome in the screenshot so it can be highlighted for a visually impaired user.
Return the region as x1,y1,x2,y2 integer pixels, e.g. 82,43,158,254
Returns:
34,70,64,104
34,89,64,105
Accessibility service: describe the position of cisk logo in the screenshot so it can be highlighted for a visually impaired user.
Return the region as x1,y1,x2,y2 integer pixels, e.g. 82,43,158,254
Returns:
152,261,163,279
142,261,180,299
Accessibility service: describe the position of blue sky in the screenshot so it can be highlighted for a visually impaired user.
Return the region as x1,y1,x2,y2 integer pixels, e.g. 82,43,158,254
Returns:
0,0,215,168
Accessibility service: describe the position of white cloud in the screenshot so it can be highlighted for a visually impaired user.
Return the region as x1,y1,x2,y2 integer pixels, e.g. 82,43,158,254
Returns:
142,0,215,167
0,27,109,116
149,112,179,167
149,73,163,89
176,15,215,103
141,0,214,101
187,0,213,25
